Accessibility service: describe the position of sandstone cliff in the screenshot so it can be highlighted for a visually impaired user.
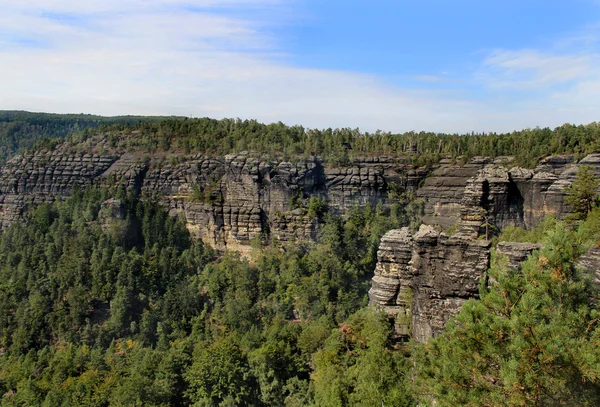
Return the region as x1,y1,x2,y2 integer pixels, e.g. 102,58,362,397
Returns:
0,136,428,253
1,134,599,342
418,154,600,230
370,172,492,343
2,133,598,251
370,161,600,343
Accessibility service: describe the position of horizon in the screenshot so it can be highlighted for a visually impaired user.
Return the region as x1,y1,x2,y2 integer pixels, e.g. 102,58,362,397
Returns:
2,1,600,133
3,109,600,137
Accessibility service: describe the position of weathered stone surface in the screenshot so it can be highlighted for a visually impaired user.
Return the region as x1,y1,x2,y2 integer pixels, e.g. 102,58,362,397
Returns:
370,163,494,343
578,245,600,288
419,153,600,231
0,138,429,251
369,228,414,339
369,223,490,343
496,242,542,270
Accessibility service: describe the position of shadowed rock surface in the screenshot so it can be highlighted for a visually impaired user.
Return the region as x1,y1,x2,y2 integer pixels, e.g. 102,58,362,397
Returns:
1,134,599,343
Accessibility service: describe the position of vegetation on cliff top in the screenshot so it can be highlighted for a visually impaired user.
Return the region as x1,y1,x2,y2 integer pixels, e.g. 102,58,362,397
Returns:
3,111,600,168
0,111,177,164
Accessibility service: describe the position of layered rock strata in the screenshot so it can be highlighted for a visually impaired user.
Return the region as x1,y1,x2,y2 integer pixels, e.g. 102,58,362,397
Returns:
369,224,490,343
0,140,427,251
419,154,600,231
496,242,542,270
370,173,493,343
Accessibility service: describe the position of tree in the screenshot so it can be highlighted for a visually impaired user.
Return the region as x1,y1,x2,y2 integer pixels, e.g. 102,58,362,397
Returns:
566,165,599,218
312,308,414,407
414,226,600,406
185,338,258,406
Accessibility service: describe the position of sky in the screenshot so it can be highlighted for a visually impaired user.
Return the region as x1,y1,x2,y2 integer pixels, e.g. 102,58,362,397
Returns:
1,0,600,133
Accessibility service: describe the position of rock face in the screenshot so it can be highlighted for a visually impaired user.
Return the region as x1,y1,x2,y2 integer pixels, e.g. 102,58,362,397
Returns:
496,242,542,270
369,155,600,343
418,154,600,231
1,131,598,250
1,135,598,342
0,139,428,252
370,172,494,343
370,225,491,343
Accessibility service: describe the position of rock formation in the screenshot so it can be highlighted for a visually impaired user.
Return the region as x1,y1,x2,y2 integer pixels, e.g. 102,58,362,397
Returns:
370,172,492,343
419,154,600,231
370,166,600,343
496,242,542,270
2,132,599,252
0,133,598,342
0,137,428,252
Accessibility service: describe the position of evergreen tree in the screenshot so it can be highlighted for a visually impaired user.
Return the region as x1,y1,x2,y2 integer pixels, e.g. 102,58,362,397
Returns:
566,165,599,218
414,226,600,406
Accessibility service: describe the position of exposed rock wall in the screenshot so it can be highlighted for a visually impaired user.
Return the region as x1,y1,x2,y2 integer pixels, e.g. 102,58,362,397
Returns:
0,141,427,251
369,224,491,343
496,242,542,270
370,176,492,344
2,132,598,248
419,154,600,231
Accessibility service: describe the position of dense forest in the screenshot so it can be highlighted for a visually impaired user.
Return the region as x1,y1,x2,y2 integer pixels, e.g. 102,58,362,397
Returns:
3,111,600,168
103,118,600,167
0,177,599,406
0,111,177,164
0,112,600,406
0,187,422,406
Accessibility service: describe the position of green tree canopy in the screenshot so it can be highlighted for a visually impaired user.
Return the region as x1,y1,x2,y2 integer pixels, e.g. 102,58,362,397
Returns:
566,165,599,218
414,225,600,406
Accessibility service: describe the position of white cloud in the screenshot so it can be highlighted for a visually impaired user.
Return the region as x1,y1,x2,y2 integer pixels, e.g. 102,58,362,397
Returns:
1,1,600,133
481,49,596,89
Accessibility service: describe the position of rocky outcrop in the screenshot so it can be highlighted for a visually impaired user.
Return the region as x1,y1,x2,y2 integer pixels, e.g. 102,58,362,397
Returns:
418,154,600,231
368,153,600,343
370,171,494,343
496,242,542,270
579,245,600,288
369,224,490,343
0,138,428,251
0,133,598,255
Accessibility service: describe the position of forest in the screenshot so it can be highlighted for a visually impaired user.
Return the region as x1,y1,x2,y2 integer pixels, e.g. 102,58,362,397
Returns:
0,111,177,164
3,111,600,167
0,180,598,406
0,113,599,406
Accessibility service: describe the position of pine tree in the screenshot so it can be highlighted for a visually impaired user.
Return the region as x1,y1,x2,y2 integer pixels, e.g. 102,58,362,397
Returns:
414,226,600,406
566,165,599,218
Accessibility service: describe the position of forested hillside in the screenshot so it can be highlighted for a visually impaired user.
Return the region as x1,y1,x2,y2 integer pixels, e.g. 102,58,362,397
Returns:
0,179,599,406
0,187,420,406
0,111,177,164
0,113,599,406
3,111,600,168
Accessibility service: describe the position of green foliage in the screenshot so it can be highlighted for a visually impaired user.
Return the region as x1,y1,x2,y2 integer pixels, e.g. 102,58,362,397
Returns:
312,308,414,407
307,196,328,219
496,214,559,244
566,165,600,218
0,191,417,406
3,111,600,169
0,111,174,164
185,338,257,406
414,223,600,406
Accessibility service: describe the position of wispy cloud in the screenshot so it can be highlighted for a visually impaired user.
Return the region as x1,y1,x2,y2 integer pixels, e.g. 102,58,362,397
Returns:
481,50,595,89
474,24,600,128
1,1,600,133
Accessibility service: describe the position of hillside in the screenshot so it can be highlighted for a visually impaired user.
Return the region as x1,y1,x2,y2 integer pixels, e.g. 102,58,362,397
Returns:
0,111,181,164
0,114,599,406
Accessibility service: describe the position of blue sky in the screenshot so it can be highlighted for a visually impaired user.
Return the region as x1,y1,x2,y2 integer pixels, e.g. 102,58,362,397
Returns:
1,0,600,133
